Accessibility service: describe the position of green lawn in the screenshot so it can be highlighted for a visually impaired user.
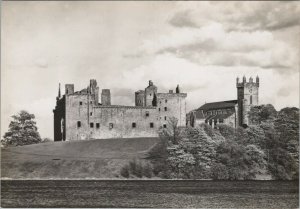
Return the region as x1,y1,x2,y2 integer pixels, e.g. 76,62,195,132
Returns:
1,137,159,179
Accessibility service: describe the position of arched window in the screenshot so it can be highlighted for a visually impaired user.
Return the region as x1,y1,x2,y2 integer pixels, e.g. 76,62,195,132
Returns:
250,95,252,104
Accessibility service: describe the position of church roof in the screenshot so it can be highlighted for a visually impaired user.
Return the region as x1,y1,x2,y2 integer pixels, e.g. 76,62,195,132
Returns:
197,100,237,111
194,111,205,119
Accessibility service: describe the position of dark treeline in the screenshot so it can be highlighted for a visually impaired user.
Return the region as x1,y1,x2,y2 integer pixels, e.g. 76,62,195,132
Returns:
121,104,299,180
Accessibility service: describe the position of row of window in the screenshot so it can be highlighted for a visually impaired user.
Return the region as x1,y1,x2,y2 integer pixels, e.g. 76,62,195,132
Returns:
206,109,232,116
132,122,154,128
77,121,155,129
158,107,168,111
79,101,93,105
159,116,168,120
87,111,151,117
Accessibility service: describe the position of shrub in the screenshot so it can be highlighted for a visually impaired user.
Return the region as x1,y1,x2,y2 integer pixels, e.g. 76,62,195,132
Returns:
211,163,229,180
134,162,143,178
120,165,130,178
142,163,153,178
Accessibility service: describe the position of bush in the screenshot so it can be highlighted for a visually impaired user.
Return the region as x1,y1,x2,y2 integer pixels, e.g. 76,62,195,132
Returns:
120,160,154,178
211,163,229,180
120,165,130,178
134,162,143,178
142,163,153,178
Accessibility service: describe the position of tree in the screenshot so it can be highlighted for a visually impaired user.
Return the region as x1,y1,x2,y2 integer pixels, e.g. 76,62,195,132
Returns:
249,104,277,125
2,110,41,146
159,117,180,144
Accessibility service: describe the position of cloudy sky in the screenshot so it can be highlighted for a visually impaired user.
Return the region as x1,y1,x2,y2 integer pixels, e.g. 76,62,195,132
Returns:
2,1,299,139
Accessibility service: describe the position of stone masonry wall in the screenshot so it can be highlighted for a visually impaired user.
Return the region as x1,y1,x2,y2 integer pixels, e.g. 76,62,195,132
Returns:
65,92,158,140
157,93,187,127
90,106,158,139
65,94,90,141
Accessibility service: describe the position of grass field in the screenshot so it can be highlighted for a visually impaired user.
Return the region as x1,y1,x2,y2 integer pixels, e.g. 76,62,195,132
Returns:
1,137,159,179
1,180,298,208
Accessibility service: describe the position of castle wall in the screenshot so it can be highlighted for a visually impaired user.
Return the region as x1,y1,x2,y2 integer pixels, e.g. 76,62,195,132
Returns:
90,106,158,139
55,79,187,141
65,94,90,141
64,92,158,140
157,93,187,127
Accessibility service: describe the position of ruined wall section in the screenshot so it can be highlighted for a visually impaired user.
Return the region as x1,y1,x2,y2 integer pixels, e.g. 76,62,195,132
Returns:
90,106,158,139
53,96,66,141
135,90,145,106
157,93,187,127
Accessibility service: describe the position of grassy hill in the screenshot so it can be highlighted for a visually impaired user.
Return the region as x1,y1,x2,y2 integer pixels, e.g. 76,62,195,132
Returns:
1,137,159,179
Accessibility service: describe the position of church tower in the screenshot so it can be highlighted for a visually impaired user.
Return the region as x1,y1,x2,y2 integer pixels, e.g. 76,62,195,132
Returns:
236,76,259,127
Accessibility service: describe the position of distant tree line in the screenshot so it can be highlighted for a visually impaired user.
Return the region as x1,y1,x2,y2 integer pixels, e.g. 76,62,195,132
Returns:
121,104,298,180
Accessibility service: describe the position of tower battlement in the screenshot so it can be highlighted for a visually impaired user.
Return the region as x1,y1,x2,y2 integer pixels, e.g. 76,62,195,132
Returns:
236,76,259,88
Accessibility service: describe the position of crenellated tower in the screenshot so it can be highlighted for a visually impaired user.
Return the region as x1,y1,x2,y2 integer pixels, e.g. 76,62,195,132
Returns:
145,80,158,107
236,76,259,127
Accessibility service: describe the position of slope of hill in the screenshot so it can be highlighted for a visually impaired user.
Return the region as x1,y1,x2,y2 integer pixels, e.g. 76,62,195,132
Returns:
1,137,159,179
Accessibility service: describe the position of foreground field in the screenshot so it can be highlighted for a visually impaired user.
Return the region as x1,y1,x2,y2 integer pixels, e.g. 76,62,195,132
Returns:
1,180,298,208
1,138,159,179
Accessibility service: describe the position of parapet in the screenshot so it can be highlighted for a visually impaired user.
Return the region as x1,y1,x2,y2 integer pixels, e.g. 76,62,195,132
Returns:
94,105,156,109
157,92,187,98
236,76,259,87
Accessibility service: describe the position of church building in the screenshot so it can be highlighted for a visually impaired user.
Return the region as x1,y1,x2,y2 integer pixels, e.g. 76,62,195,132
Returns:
188,76,259,128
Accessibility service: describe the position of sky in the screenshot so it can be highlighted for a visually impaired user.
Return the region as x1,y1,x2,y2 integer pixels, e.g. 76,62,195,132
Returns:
1,1,299,139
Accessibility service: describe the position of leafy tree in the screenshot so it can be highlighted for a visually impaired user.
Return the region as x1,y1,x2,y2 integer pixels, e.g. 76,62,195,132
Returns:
216,124,235,140
250,106,299,180
211,163,229,180
2,110,41,146
271,107,299,179
148,105,298,180
245,125,265,147
159,117,180,144
249,104,277,125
